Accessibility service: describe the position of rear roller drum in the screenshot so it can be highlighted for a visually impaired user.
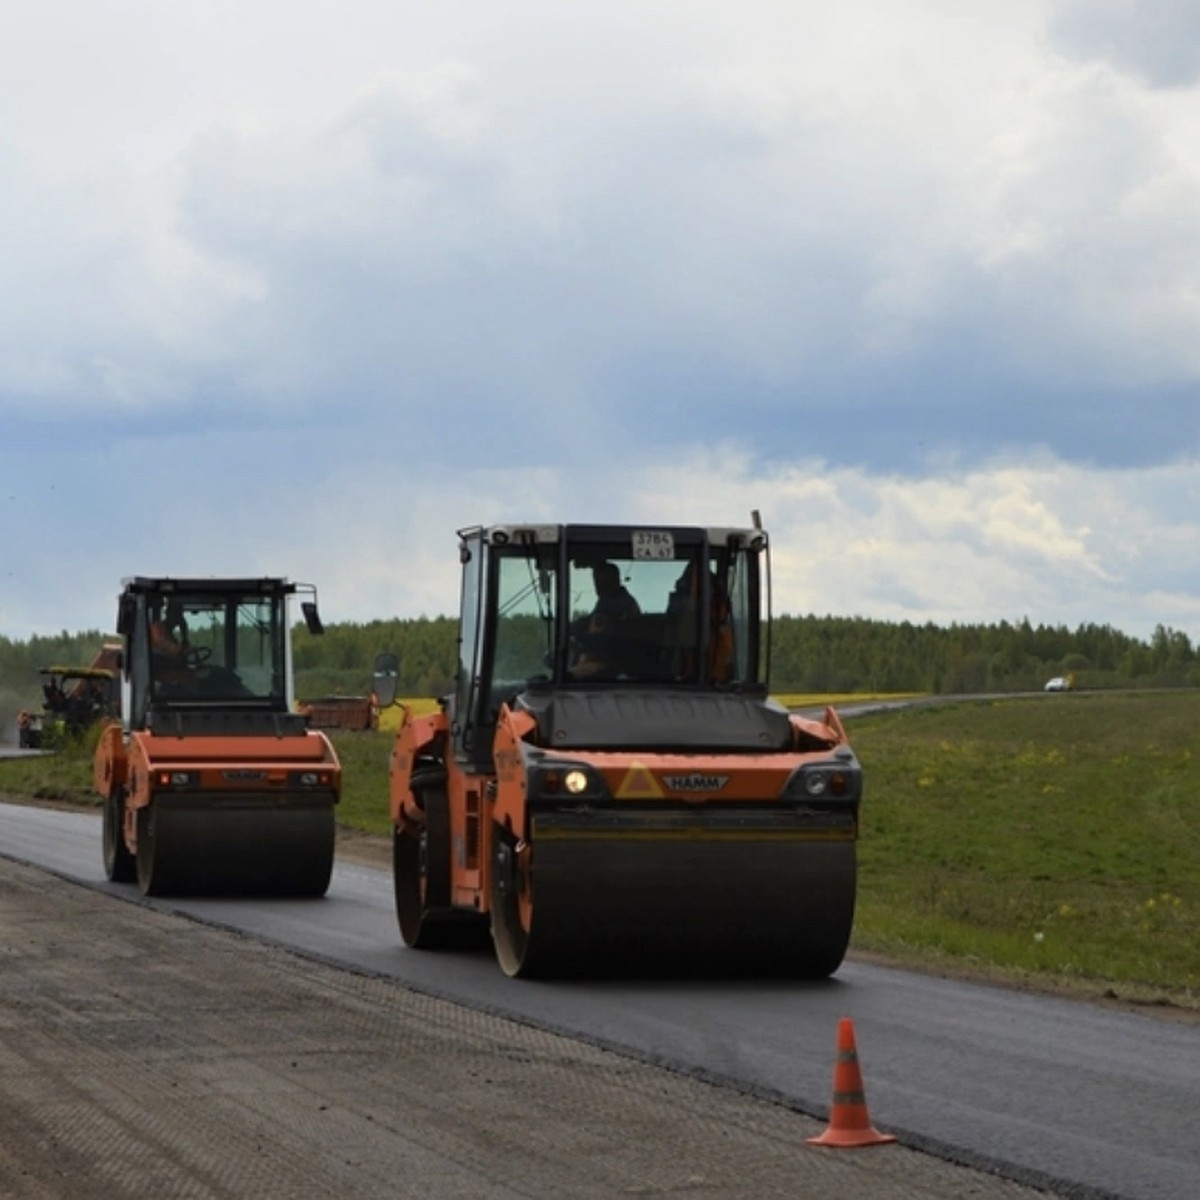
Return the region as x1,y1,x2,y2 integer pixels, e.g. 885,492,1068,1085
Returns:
102,787,136,884
394,780,462,948
489,823,547,978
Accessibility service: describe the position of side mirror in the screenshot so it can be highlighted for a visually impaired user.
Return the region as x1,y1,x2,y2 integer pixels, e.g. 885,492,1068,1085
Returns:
372,651,400,708
301,601,324,636
116,595,136,637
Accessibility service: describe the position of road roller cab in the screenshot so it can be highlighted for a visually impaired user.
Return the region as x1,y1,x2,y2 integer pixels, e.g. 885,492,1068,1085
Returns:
388,522,863,978
95,576,342,897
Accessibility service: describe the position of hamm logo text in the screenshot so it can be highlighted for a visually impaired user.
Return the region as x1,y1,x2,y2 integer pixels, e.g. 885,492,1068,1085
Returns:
663,774,729,792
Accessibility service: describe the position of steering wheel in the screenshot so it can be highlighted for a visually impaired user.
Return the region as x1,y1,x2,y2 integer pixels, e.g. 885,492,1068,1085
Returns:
183,645,212,669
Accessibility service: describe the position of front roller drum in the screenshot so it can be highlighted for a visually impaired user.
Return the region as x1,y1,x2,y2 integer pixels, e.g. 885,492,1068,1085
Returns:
136,801,335,898
490,821,857,980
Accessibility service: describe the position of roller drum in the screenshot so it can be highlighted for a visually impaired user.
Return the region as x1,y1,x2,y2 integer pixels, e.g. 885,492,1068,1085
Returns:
136,796,336,898
102,788,137,884
492,811,857,979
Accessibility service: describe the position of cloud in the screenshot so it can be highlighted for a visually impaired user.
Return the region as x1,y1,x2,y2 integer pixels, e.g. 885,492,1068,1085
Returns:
4,3,1200,456
144,28,1200,467
3,3,1200,647
6,430,1198,644
1048,0,1200,88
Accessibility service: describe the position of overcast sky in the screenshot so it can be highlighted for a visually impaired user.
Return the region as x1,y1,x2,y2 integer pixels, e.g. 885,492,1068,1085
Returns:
4,1,1200,644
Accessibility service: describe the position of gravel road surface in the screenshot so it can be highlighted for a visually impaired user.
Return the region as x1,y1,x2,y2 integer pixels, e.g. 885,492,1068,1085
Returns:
0,853,1070,1200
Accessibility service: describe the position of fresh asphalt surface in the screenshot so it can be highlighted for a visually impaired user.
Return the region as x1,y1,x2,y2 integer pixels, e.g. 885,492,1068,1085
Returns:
0,797,1197,1200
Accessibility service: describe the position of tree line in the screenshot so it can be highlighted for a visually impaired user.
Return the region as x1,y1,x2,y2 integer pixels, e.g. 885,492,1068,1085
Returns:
2,613,1197,707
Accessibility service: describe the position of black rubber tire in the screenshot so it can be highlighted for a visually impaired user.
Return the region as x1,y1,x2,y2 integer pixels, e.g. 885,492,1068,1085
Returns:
102,788,137,884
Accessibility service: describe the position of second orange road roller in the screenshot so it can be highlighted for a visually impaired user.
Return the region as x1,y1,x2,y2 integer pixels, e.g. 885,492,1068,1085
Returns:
95,576,342,897
386,521,863,978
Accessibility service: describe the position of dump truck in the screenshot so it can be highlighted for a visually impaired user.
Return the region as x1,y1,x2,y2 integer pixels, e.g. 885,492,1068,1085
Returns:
94,576,341,897
387,522,862,978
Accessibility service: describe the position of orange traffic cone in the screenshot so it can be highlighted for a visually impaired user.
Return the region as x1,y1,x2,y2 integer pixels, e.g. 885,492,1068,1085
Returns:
807,1017,897,1148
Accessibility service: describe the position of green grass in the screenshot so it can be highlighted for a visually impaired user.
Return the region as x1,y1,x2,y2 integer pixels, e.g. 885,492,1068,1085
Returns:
0,727,101,805
4,691,1197,1008
849,691,1200,1006
327,729,395,837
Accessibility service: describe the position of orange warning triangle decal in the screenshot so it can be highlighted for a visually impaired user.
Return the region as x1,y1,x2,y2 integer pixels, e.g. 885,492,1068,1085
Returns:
616,761,664,799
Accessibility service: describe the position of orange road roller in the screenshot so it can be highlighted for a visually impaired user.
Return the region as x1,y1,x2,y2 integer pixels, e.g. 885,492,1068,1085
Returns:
387,522,862,978
95,576,341,896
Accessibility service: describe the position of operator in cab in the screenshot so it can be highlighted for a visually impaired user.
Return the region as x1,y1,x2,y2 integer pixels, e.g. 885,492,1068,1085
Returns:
570,563,641,679
149,600,193,691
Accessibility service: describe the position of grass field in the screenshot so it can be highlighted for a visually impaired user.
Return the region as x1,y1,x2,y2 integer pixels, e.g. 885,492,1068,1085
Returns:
848,691,1199,1006
4,690,1196,1009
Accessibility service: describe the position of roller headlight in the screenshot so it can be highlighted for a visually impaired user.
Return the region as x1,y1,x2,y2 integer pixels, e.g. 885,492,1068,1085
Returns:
784,762,860,802
291,770,334,787
532,760,608,802
156,770,197,788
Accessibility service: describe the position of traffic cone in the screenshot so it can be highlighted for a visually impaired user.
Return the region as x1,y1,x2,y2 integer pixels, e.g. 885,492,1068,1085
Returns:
807,1017,897,1148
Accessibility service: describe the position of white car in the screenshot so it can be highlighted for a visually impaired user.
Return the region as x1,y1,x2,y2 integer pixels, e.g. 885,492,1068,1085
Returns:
1044,676,1070,692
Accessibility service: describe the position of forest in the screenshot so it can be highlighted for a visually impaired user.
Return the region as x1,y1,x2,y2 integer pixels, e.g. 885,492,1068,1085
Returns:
2,611,1197,707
